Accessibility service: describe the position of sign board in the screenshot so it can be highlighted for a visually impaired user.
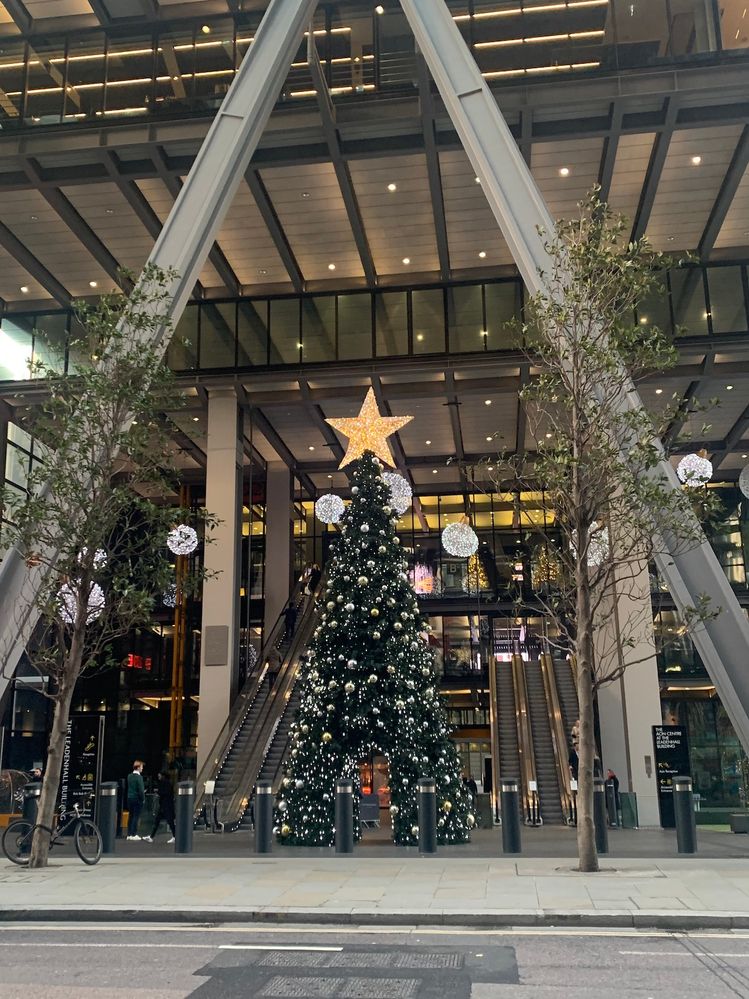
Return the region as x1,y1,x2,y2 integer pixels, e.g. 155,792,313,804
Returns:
59,714,105,822
652,725,690,828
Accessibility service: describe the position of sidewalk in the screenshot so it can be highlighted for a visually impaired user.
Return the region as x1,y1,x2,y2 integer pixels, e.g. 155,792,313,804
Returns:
3,852,749,930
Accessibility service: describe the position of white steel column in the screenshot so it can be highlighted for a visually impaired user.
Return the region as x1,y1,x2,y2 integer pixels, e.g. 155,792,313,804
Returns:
196,389,242,773
263,462,293,638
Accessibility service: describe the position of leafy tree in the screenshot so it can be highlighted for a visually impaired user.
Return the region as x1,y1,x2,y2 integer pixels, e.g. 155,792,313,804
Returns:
1,267,211,868
279,451,473,846
478,193,717,872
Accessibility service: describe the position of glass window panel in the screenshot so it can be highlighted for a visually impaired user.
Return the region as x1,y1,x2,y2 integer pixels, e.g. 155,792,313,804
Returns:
270,298,301,364
238,300,268,366
5,442,30,490
667,0,717,55
637,272,672,335
375,292,408,356
166,305,199,370
611,0,670,67
708,267,748,333
199,301,236,369
8,422,31,452
0,41,26,128
0,317,33,381
485,282,522,349
192,19,236,109
302,296,336,363
65,32,106,121
338,293,372,360
670,269,709,336
447,284,483,353
26,40,65,125
329,9,375,91
33,313,68,375
719,0,749,49
412,288,445,354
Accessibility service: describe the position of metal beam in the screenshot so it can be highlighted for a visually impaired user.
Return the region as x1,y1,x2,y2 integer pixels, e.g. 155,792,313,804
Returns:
251,405,316,496
515,362,530,455
598,101,624,203
152,146,241,297
711,403,749,471
417,54,450,282
246,169,304,293
630,97,678,242
298,380,345,464
400,0,749,758
698,125,749,261
2,0,31,33
0,222,72,307
307,32,377,288
24,159,128,292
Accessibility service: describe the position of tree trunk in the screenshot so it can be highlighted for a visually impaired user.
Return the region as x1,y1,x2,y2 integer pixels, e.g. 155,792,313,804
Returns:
575,570,599,873
29,657,80,868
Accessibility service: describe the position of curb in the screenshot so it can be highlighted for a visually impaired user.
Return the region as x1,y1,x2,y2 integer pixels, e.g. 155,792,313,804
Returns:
2,907,749,931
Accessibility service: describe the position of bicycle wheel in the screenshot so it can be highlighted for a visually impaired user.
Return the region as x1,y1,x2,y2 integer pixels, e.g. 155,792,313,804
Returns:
2,821,49,866
74,819,102,865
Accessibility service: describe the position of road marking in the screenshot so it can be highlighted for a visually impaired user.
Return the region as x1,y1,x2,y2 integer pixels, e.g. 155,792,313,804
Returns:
0,942,341,952
218,945,343,952
620,950,749,958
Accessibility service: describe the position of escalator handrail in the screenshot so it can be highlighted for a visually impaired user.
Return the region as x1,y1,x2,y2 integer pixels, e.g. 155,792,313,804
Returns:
510,651,538,824
218,580,323,825
540,651,575,824
194,577,308,808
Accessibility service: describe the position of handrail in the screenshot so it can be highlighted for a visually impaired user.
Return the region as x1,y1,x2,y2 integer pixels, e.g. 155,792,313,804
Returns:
488,655,501,821
540,651,575,824
194,576,308,811
219,580,323,827
510,649,539,824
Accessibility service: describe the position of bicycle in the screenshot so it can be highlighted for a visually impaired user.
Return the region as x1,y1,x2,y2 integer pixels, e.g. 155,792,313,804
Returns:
2,801,102,866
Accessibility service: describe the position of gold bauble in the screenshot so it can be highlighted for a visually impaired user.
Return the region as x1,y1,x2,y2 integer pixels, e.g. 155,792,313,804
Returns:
281,824,291,836
443,800,453,813
370,607,379,617
322,732,333,743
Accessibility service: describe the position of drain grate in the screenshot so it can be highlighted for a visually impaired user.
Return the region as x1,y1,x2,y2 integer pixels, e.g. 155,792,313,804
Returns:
339,978,420,999
394,953,463,970
260,976,345,997
259,953,329,968
328,953,394,969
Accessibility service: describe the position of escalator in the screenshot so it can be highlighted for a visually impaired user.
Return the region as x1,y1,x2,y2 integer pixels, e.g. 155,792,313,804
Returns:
495,658,522,787
552,657,579,742
524,659,564,824
194,579,322,830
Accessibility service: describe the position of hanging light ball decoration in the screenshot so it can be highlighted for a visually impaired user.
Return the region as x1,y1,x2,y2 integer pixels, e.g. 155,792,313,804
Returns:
77,547,108,570
739,464,749,500
162,582,177,608
315,493,345,524
382,472,412,515
167,524,199,555
441,520,479,558
677,451,713,488
59,581,105,626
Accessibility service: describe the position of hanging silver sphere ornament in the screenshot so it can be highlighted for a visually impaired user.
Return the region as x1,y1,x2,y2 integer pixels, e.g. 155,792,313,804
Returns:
382,471,412,515
315,493,345,524
740,464,749,500
677,451,713,488
441,519,479,558
167,524,198,555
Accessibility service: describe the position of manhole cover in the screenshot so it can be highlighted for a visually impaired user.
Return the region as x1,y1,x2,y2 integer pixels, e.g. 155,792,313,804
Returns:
395,953,463,970
260,953,329,968
260,977,344,997
340,979,420,999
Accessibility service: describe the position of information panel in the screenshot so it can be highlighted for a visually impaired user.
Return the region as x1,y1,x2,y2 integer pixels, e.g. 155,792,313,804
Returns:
59,714,105,820
652,725,690,828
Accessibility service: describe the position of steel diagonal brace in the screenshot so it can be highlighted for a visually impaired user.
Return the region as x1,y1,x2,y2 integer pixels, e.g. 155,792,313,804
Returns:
0,0,322,709
401,0,749,752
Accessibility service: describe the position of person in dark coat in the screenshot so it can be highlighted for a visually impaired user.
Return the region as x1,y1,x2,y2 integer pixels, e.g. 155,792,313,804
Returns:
126,760,145,840
283,601,298,641
306,564,322,594
143,772,175,843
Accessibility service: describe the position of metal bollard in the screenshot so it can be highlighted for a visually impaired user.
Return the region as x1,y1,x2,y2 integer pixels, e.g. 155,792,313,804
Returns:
255,780,273,854
417,778,437,855
98,782,118,854
175,781,194,854
335,779,354,854
500,780,522,854
673,776,698,854
593,778,609,855
22,782,41,824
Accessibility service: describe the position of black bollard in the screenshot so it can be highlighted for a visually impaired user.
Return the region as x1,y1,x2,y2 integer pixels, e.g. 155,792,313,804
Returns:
175,781,194,854
335,779,354,855
98,782,118,854
500,780,522,854
21,782,41,825
255,780,273,854
673,776,697,854
593,778,609,855
417,779,437,855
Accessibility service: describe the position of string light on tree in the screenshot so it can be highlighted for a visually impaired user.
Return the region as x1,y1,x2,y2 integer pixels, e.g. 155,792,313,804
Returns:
315,494,345,525
167,524,198,555
677,451,713,488
441,518,479,558
382,471,412,515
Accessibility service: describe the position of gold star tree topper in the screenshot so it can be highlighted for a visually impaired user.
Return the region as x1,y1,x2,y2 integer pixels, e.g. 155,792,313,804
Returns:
326,388,413,469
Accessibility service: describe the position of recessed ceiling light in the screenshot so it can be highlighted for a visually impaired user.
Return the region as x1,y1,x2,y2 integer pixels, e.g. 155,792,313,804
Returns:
488,466,494,472
375,4,385,12
30,215,38,221
258,268,268,276
425,439,431,445
201,24,211,34
478,251,487,259
727,384,734,390
484,399,492,406
20,285,29,293
105,209,114,215
639,316,648,324
475,176,481,184
301,192,311,199
327,474,333,479
486,435,492,441
545,432,552,438
328,263,336,271
668,236,675,242
387,183,397,192
743,454,748,459
402,257,411,265
480,330,488,337
432,469,438,474
655,388,663,395
559,166,570,177
297,342,303,349
192,416,200,422
308,445,315,451
416,333,424,341
89,280,98,288
691,155,702,165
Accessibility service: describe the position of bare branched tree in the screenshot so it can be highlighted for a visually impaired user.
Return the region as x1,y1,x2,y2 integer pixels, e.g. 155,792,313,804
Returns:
1,266,213,868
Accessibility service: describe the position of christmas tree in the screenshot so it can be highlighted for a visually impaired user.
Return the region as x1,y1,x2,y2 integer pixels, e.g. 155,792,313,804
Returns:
277,394,473,847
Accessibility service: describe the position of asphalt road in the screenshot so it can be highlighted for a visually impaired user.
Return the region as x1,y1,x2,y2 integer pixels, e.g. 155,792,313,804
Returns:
1,924,749,998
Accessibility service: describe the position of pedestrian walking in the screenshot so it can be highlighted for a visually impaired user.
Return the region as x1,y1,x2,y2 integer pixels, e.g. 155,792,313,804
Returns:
143,772,176,844
266,648,282,689
283,601,298,641
126,760,146,840
306,563,322,595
